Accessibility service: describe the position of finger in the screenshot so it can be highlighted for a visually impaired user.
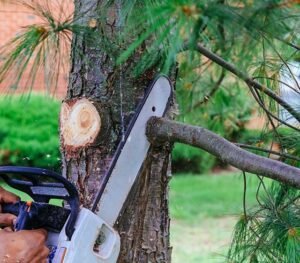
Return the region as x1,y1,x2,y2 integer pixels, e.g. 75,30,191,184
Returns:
21,228,48,245
15,244,47,263
0,213,16,226
30,246,50,263
31,228,48,240
19,247,40,263
0,187,20,203
3,226,13,232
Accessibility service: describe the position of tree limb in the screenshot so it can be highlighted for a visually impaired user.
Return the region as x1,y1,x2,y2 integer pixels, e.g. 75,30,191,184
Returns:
191,43,300,123
147,117,300,188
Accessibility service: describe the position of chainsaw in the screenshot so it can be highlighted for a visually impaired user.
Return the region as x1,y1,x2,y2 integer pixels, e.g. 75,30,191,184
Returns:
0,75,172,263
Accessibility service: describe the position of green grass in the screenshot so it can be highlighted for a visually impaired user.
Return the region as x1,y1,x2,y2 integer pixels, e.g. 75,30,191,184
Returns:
170,171,265,263
170,171,262,222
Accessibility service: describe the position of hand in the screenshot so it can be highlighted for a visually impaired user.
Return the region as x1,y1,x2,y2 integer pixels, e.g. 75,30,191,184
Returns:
0,228,49,263
0,187,20,227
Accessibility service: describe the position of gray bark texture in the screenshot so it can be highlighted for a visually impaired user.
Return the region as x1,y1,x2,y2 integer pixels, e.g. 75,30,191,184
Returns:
60,1,173,262
147,117,300,188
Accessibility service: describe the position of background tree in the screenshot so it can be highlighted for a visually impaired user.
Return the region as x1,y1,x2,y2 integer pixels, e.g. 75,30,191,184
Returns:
1,0,300,262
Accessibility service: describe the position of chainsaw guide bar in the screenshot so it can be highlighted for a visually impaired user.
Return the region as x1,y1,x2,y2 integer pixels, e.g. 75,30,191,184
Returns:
92,75,173,225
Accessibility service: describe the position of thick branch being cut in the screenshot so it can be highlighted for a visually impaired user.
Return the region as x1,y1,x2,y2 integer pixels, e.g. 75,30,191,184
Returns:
192,43,300,123
146,117,300,188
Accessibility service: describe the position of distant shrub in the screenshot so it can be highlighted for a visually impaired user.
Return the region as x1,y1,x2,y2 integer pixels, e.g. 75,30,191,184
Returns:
172,143,216,173
0,94,61,170
238,129,272,145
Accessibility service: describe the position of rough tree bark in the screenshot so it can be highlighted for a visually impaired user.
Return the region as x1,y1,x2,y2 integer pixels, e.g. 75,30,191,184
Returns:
60,1,173,262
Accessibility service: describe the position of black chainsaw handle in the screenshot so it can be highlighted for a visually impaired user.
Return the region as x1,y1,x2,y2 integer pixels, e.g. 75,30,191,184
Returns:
2,201,71,232
0,166,79,239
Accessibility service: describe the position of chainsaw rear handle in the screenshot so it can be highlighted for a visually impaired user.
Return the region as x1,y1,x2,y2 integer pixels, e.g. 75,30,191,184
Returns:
2,201,71,232
0,166,79,239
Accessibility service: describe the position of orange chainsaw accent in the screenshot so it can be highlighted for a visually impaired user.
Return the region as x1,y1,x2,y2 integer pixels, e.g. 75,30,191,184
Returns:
26,201,32,212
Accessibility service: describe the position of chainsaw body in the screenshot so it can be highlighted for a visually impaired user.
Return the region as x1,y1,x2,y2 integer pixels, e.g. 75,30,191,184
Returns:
0,166,120,263
47,208,120,263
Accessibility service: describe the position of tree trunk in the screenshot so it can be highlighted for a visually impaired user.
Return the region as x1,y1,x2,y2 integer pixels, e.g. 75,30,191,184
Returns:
60,1,173,262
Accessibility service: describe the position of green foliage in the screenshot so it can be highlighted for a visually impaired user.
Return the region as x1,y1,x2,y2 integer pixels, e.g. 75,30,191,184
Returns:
172,144,216,173
0,94,60,170
238,127,300,167
239,129,271,145
278,129,300,165
118,0,300,77
228,182,300,263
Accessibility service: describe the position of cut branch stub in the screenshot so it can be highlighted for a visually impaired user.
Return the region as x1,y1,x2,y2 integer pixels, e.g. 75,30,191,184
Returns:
61,98,102,148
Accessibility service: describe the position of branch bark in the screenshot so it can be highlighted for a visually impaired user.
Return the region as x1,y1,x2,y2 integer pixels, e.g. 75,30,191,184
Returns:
147,117,300,188
192,43,300,123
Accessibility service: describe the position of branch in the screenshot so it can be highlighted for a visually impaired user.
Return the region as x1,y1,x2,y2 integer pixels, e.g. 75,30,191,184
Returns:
191,43,300,123
146,117,300,188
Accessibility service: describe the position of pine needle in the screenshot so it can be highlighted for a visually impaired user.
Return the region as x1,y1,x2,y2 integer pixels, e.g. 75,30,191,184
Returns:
0,0,90,94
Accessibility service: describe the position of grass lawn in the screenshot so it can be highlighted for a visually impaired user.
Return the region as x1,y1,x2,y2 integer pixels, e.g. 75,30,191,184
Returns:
170,171,263,263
